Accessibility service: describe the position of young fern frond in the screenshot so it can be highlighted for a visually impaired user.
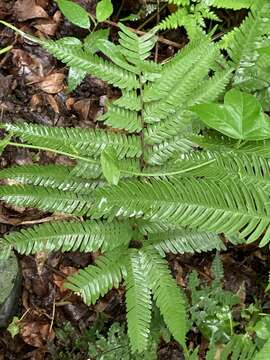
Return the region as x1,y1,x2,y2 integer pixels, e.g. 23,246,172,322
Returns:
66,248,128,304
0,220,132,257
125,250,152,353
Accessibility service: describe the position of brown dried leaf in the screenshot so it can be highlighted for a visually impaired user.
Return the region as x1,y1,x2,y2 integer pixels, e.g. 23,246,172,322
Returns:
46,94,60,113
15,0,48,21
34,18,59,36
20,321,54,347
35,251,48,276
73,99,91,121
53,266,78,294
37,73,65,94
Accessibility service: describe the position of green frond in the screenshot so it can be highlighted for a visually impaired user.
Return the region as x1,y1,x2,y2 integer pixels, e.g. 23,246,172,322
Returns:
113,91,142,112
149,229,225,256
143,37,211,103
167,151,270,190
1,220,132,257
0,164,100,192
220,335,257,360
145,136,195,165
88,177,270,245
42,38,139,90
141,248,186,345
144,41,218,123
66,248,128,304
158,8,192,31
187,68,233,106
0,185,92,216
211,0,253,9
99,104,142,133
225,0,270,69
125,249,152,353
70,161,102,179
255,338,270,360
167,0,189,5
144,111,193,145
118,23,157,65
3,122,142,159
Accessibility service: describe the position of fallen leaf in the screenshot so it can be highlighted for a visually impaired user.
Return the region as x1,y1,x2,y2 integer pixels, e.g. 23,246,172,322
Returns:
73,99,91,121
53,266,77,294
15,0,48,21
37,73,65,94
34,18,59,36
35,252,48,276
20,321,54,347
46,94,60,113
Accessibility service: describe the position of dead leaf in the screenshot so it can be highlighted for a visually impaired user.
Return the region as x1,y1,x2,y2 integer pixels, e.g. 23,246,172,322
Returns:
35,252,49,276
15,0,48,21
30,94,43,110
73,99,91,121
34,17,59,36
37,73,65,94
53,266,77,294
46,94,60,113
12,49,44,80
20,321,54,347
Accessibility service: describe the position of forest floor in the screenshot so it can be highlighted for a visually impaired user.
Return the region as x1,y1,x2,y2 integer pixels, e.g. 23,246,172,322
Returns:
0,1,270,359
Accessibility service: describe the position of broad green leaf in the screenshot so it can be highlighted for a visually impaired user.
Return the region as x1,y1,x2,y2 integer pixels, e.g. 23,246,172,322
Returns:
254,337,270,360
57,0,90,29
191,89,270,140
254,316,270,340
96,0,113,22
101,148,120,185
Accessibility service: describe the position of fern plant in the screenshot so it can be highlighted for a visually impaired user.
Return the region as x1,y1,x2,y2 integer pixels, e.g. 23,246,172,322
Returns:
159,0,253,39
0,1,270,355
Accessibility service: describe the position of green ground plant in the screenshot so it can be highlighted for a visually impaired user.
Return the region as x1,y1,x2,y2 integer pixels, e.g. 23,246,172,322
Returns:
0,0,270,357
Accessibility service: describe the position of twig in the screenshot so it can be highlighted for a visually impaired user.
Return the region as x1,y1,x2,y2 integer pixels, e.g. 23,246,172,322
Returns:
104,20,183,49
49,297,56,333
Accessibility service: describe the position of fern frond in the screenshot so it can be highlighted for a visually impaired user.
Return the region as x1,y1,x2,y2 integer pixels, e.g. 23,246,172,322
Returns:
220,334,257,360
149,229,225,256
187,68,233,106
211,0,253,9
142,247,186,345
0,185,92,216
99,105,142,133
66,248,128,304
88,177,270,244
145,136,195,165
70,161,102,179
125,249,152,353
144,41,218,123
225,0,270,69
3,122,142,159
118,23,157,65
42,38,139,90
1,220,132,256
113,91,142,112
0,165,100,192
144,111,192,145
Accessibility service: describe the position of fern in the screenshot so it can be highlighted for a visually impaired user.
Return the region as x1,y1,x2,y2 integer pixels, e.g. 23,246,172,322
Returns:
1,9,270,354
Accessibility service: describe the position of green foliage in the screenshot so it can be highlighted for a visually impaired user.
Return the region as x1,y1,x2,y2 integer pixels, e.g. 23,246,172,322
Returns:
57,0,90,29
51,321,158,360
191,89,270,140
1,4,270,355
96,0,113,22
159,0,252,39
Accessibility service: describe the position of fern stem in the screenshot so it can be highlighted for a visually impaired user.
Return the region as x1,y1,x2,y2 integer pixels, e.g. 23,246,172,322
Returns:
7,142,98,165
